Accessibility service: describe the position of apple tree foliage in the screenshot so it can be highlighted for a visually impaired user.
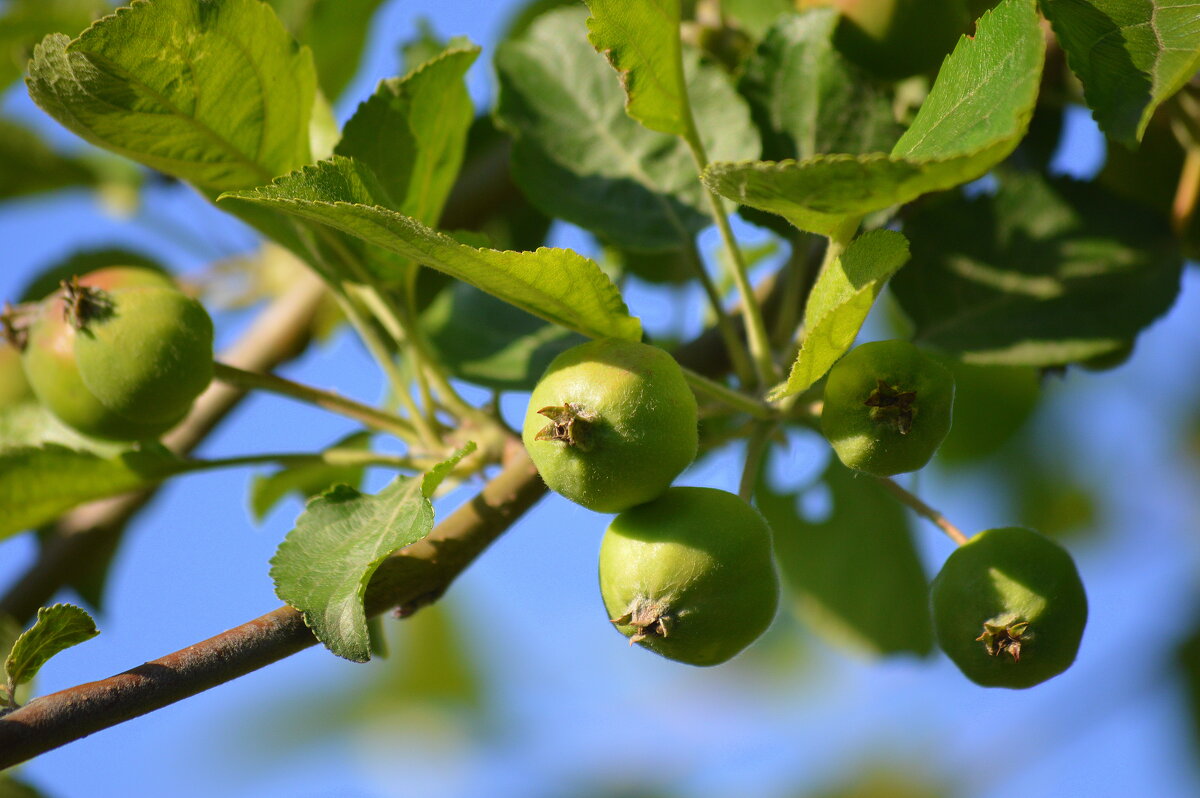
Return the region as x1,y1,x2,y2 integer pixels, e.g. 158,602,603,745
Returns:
0,0,1198,789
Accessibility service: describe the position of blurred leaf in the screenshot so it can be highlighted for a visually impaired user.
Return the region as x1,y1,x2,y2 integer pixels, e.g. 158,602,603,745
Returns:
235,599,484,756
494,8,759,251
605,244,694,285
0,773,50,798
4,603,98,692
758,453,933,656
502,0,582,41
18,248,166,303
0,116,95,201
703,0,1043,237
723,0,794,40
739,10,901,162
250,432,373,522
771,230,910,400
1015,466,1097,539
1177,609,1200,755
0,444,184,541
422,281,585,392
932,360,1041,462
270,444,475,663
269,0,386,101
223,157,643,342
337,45,479,226
1100,105,1200,258
1041,0,1200,146
0,0,107,91
891,172,1182,366
803,770,947,798
583,0,689,138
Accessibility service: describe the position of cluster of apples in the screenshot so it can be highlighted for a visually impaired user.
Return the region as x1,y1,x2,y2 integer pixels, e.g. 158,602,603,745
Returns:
523,337,1086,687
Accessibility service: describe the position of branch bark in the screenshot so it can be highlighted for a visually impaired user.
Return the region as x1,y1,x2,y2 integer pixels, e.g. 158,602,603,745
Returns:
0,446,546,769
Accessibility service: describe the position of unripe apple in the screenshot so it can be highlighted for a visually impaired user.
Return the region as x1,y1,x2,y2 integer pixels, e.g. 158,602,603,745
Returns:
522,338,698,513
821,340,954,476
599,487,780,666
20,267,212,441
930,526,1087,688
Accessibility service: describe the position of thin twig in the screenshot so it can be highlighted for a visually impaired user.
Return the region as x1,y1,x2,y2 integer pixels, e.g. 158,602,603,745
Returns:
681,367,775,420
211,361,418,443
0,447,546,769
1172,146,1200,236
875,477,968,546
737,422,775,502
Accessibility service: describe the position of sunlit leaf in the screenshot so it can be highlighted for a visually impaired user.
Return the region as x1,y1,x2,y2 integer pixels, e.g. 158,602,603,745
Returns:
223,157,642,341
770,230,909,400
4,603,98,691
27,0,315,193
271,444,475,663
583,0,689,138
337,45,480,226
703,0,1043,236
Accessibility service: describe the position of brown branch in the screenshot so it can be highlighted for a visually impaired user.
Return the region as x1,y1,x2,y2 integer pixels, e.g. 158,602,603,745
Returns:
876,477,969,546
0,445,546,769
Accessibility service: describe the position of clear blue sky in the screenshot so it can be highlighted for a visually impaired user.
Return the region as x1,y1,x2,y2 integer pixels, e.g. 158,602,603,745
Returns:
3,2,1200,797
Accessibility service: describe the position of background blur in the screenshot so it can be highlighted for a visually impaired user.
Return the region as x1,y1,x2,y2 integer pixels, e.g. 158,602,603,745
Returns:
2,1,1200,796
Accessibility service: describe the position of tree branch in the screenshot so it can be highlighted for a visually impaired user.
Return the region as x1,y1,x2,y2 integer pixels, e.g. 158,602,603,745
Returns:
0,445,546,769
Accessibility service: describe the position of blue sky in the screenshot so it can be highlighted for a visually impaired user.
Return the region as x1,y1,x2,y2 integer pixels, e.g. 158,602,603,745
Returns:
3,2,1200,797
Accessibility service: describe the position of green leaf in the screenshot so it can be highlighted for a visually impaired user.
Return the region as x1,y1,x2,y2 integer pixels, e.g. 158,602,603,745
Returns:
250,432,374,522
738,10,901,161
891,172,1183,366
583,0,688,138
0,444,184,541
336,45,480,226
271,444,475,663
0,773,51,798
757,453,933,657
703,0,1044,237
494,8,759,250
269,0,387,101
421,281,586,392
222,157,642,341
0,116,95,201
723,0,794,40
4,603,98,692
1041,0,1200,147
0,0,106,92
26,0,316,194
933,360,1041,462
770,230,910,400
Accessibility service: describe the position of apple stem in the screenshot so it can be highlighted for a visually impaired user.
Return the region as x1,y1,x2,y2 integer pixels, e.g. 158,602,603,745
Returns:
738,422,775,502
876,476,968,546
